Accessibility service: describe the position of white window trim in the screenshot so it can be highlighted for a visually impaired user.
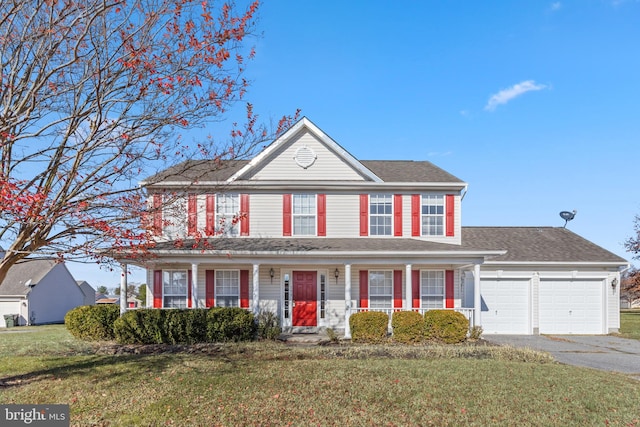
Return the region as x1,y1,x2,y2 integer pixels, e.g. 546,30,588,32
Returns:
369,270,394,309
369,194,393,236
421,194,445,237
292,194,317,236
215,269,240,307
420,270,445,309
163,270,188,308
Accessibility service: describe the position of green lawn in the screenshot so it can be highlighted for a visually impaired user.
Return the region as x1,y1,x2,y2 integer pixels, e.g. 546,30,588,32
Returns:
620,309,640,340
1,326,639,426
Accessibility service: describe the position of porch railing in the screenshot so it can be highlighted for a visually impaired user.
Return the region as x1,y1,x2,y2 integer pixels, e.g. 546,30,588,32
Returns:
350,307,475,330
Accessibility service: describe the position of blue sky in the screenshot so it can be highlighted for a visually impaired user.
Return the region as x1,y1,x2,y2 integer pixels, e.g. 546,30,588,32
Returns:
70,0,640,288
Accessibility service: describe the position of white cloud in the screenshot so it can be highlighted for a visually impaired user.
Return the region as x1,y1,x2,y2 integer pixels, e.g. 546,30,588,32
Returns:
550,2,562,11
484,80,547,112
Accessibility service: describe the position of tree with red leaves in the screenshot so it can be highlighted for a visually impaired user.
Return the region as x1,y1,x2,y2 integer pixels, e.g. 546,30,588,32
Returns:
624,215,640,305
0,0,296,285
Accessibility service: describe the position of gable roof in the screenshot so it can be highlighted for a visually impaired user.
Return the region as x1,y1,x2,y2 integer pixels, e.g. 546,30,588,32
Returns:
0,258,60,296
142,117,464,187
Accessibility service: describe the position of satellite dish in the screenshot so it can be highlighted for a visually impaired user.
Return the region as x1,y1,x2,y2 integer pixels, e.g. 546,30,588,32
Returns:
559,210,577,228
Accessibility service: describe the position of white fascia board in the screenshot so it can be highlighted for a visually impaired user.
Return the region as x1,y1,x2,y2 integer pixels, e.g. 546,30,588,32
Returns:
143,249,505,259
148,180,468,192
227,117,384,183
483,261,629,267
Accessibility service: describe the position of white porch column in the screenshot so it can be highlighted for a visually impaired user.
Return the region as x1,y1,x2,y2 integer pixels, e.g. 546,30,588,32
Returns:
344,264,352,339
473,263,481,327
191,263,199,308
405,264,413,309
252,264,260,315
119,264,128,315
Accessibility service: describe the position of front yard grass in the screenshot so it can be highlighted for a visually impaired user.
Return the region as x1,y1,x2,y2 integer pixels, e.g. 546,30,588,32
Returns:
1,325,639,426
620,309,640,340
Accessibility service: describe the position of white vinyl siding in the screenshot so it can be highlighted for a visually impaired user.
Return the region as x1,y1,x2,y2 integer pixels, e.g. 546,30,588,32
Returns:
245,130,366,181
369,194,392,236
421,270,444,309
369,271,393,309
163,270,188,308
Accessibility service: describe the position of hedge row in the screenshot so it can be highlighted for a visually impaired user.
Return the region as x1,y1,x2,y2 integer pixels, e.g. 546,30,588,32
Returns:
66,306,281,344
350,310,470,344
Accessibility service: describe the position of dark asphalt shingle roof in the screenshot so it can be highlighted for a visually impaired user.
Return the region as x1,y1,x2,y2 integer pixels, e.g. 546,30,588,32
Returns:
0,258,59,296
149,227,627,264
144,159,464,185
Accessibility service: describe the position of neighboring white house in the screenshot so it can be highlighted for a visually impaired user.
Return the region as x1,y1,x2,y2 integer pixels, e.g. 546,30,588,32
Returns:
76,280,96,306
0,259,85,327
118,117,628,336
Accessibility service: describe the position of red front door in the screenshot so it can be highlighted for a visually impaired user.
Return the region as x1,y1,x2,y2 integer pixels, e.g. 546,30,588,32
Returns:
292,271,317,327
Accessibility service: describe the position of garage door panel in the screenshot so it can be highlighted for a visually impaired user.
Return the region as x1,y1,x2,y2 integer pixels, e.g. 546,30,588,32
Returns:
480,279,530,334
539,280,603,334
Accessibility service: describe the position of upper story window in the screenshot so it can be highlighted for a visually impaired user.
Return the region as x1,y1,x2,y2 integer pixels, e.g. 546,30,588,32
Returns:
215,270,240,307
216,194,240,236
421,195,444,236
421,270,444,309
293,194,316,235
370,194,392,236
163,270,188,308
369,270,393,309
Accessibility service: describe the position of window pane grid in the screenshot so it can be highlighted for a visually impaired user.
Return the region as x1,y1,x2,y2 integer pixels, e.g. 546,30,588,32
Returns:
421,195,445,236
421,270,444,309
293,194,316,235
216,194,239,236
369,271,393,309
370,194,392,236
216,270,239,307
163,271,188,308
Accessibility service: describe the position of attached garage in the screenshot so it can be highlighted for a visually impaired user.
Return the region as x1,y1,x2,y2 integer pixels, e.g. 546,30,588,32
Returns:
539,279,604,334
480,279,530,334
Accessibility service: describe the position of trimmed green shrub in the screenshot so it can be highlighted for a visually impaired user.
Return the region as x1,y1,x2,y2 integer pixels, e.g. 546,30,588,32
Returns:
207,307,256,342
65,305,120,341
114,309,210,344
349,311,388,343
391,311,425,343
256,310,282,340
424,310,469,344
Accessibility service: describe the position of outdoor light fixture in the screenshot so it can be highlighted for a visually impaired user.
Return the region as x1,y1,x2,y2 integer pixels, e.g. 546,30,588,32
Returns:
334,268,340,282
611,278,618,289
269,268,275,283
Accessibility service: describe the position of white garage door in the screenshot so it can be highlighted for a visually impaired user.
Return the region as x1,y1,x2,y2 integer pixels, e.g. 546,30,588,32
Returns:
0,301,22,327
539,280,604,334
480,279,530,334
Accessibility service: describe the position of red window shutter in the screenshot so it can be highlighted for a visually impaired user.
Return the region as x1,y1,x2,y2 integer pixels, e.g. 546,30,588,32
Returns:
359,194,368,236
240,270,250,309
412,270,420,309
187,270,192,308
317,194,326,236
153,194,163,236
359,270,369,309
188,194,197,235
240,194,250,236
283,194,292,236
411,194,420,236
393,194,403,236
153,270,163,308
393,270,403,309
446,194,455,237
445,270,454,308
205,195,215,236
205,270,215,308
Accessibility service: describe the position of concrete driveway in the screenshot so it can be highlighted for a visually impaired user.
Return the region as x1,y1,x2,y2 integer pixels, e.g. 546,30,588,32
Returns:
485,335,640,379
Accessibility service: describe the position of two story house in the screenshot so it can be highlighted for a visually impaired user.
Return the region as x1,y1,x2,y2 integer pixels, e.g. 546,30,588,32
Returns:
128,117,627,336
